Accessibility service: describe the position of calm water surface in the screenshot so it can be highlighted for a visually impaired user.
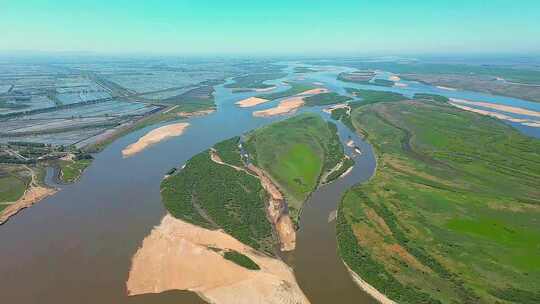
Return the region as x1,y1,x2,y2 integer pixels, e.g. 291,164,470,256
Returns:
0,63,538,303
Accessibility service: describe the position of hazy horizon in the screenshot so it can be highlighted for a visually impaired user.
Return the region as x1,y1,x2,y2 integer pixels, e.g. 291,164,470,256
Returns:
2,1,540,55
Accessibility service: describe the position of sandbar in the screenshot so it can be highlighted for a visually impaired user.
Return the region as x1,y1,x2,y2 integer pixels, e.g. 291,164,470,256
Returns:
436,85,457,91
236,97,269,108
0,185,56,225
389,75,401,82
449,98,540,118
122,122,190,157
127,214,309,304
449,100,539,127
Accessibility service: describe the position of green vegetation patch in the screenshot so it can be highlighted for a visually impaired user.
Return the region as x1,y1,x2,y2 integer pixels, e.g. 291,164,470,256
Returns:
161,138,275,254
345,88,407,105
259,82,316,100
59,157,92,183
303,92,352,106
226,72,286,89
0,165,30,203
213,136,243,167
245,113,346,220
338,99,540,303
414,93,450,103
223,250,260,270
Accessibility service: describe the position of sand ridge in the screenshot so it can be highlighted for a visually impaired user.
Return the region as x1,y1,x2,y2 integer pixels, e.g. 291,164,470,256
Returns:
126,214,309,304
449,99,539,128
122,122,190,157
253,88,329,117
236,97,269,108
450,98,540,118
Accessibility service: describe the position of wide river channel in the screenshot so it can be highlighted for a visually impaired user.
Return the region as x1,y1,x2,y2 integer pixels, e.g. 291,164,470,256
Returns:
1,63,539,303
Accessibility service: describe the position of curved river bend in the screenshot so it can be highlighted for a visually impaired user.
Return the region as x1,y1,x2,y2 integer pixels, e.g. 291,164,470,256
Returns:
0,63,538,303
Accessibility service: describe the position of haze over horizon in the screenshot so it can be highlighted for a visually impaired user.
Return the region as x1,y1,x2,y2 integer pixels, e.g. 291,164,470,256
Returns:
2,0,540,56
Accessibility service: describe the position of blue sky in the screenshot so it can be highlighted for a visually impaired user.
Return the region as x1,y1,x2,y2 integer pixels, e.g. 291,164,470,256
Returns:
2,0,539,55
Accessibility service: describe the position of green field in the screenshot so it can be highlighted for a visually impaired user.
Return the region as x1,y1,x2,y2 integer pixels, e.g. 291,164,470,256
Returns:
161,138,276,254
0,165,31,205
59,158,92,183
258,82,316,100
245,113,347,220
303,92,352,106
337,99,540,303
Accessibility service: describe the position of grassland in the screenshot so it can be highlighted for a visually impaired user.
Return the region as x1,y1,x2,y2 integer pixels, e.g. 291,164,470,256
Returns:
0,164,31,205
161,138,276,254
58,157,92,183
244,113,347,220
345,88,407,105
303,92,352,106
337,98,540,303
258,82,316,101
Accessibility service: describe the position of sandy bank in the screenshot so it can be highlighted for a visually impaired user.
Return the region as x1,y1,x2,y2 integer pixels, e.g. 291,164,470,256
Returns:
255,86,277,92
344,263,397,304
449,100,539,127
178,109,215,118
253,97,305,117
253,88,329,117
122,123,190,157
247,164,296,251
393,82,408,87
437,85,457,91
389,75,400,82
127,215,308,304
0,185,56,225
450,98,540,118
236,97,269,108
296,88,329,96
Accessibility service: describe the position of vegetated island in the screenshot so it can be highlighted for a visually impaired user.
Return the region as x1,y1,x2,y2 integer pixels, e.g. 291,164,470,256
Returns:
127,113,352,303
225,72,286,92
335,93,540,303
338,71,396,87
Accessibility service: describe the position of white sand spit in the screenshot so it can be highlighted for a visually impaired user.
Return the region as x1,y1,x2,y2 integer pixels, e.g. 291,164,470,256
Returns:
449,98,540,118
236,97,269,108
437,85,457,91
449,100,539,128
253,97,305,117
127,215,309,304
122,123,189,157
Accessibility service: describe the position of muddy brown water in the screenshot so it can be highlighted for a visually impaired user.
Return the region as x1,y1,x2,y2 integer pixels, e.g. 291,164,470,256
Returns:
1,63,538,304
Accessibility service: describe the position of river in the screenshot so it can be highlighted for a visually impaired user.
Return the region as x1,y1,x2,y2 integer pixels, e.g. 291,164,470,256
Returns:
0,62,538,303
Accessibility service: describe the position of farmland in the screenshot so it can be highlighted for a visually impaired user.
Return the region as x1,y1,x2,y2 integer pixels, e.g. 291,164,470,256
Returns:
337,98,540,303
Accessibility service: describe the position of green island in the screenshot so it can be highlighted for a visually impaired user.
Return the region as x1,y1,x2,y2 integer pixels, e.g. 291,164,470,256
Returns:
244,113,349,221
337,97,540,303
162,113,351,254
303,92,352,106
225,72,286,90
223,250,261,270
258,82,316,100
161,138,275,254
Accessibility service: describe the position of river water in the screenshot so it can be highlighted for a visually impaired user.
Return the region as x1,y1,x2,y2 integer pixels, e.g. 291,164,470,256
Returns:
0,63,538,303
